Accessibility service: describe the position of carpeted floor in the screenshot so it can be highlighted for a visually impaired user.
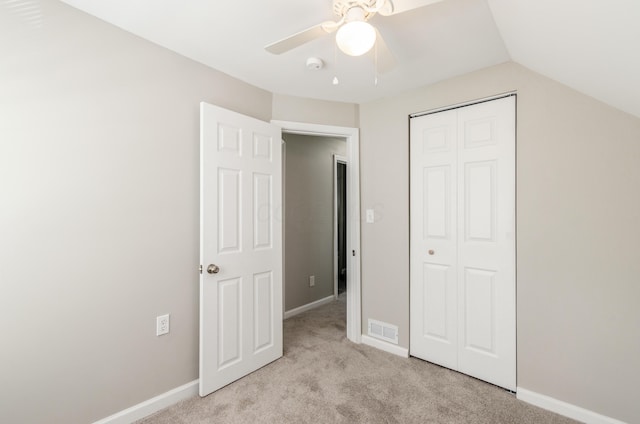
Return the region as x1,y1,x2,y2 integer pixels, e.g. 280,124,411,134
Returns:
138,297,577,424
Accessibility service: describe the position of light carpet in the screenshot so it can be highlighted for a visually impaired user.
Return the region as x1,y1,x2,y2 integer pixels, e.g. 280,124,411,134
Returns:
138,297,577,423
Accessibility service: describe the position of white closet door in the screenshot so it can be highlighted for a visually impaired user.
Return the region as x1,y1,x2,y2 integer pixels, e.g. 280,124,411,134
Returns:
456,97,516,391
409,108,458,370
410,96,516,391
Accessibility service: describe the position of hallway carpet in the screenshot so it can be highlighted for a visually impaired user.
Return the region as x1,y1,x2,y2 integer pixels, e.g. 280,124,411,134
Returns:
138,298,576,424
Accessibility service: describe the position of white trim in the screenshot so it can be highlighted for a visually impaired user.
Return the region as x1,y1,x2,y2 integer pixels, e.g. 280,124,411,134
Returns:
92,380,198,424
361,335,409,358
273,120,362,344
281,140,287,319
517,387,627,424
410,91,517,118
333,154,348,300
284,295,335,319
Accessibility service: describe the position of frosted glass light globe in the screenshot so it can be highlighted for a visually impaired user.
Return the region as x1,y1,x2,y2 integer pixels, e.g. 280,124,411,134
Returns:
336,21,376,56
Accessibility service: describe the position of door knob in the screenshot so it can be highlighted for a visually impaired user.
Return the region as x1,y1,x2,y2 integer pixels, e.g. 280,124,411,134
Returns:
428,249,435,255
207,264,220,274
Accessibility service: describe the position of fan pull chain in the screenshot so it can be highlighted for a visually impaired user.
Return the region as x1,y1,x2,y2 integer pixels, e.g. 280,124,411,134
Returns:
333,41,340,85
374,39,379,86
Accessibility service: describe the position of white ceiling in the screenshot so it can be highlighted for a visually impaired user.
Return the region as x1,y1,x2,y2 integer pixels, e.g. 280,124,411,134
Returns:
40,0,640,117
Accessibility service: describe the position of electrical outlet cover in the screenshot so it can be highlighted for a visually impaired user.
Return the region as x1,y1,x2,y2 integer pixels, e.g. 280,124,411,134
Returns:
156,314,170,336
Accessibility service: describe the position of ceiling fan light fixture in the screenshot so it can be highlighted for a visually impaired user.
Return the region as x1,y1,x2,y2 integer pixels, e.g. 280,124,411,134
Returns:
336,20,376,56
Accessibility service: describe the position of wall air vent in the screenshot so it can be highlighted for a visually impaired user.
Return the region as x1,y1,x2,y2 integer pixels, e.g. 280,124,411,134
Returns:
368,319,398,344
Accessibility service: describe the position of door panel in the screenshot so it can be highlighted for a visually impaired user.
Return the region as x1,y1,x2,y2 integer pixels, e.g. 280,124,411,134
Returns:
424,166,451,239
218,277,241,368
464,160,496,242
462,267,496,355
200,102,282,397
253,173,272,249
253,271,273,352
457,96,515,391
218,124,242,154
410,96,515,391
218,168,241,253
253,133,273,160
463,117,497,149
410,108,458,370
423,263,450,341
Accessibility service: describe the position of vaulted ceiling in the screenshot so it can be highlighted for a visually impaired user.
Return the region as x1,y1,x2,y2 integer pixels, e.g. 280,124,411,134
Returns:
16,0,640,117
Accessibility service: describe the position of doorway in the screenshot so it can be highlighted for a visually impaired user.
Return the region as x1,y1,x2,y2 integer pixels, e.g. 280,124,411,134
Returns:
274,120,362,344
282,133,346,318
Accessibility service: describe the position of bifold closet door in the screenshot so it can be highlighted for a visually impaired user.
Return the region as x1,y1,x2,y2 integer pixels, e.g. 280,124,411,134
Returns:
410,96,516,391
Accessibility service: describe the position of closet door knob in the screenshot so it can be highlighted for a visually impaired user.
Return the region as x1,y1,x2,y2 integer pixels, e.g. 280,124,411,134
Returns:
207,264,220,274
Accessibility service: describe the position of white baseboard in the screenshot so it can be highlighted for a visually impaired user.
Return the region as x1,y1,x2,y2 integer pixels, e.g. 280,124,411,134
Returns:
284,295,335,319
361,335,409,358
517,387,627,424
93,380,199,424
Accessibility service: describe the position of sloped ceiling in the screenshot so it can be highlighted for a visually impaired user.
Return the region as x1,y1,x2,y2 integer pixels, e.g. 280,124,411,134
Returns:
8,0,640,117
487,0,640,118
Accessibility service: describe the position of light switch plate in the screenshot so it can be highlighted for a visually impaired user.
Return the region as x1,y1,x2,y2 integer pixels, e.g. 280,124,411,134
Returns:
366,209,375,223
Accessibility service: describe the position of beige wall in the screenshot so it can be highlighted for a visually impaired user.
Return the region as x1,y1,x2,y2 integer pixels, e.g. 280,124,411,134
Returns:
0,1,339,423
359,61,640,423
273,94,359,128
283,134,346,311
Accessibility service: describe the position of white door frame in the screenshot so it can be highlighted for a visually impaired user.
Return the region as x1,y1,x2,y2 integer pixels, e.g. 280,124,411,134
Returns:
273,120,362,344
333,154,348,299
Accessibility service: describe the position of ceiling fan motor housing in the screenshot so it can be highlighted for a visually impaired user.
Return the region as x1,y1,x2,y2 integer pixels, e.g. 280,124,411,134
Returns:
333,0,378,20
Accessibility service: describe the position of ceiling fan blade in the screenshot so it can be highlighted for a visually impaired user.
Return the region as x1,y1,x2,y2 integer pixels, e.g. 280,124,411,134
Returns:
265,23,332,55
321,17,344,32
372,28,396,74
378,0,444,16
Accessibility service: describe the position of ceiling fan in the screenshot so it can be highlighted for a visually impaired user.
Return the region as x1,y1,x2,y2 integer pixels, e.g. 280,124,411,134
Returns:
265,0,444,68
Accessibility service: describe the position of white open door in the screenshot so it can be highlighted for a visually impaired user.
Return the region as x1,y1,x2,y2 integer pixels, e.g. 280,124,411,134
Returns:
199,102,283,397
